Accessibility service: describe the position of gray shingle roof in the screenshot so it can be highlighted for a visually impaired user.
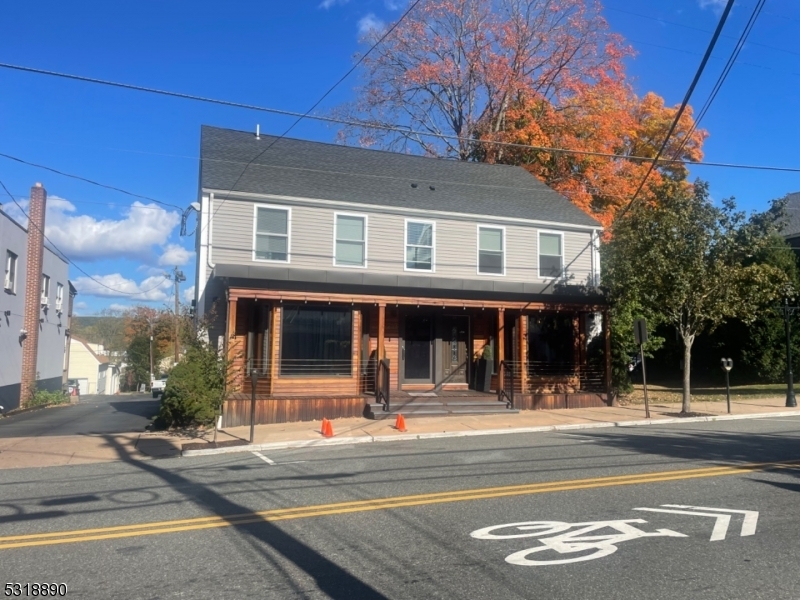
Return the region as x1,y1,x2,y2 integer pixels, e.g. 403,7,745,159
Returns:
783,191,800,238
200,125,601,229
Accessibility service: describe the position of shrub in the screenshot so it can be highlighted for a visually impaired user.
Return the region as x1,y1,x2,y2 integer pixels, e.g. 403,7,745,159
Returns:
28,386,68,407
157,341,228,428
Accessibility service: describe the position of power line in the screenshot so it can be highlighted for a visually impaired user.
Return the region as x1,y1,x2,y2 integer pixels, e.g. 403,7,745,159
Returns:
615,0,736,222
671,0,766,161
207,0,424,229
0,151,182,211
0,178,171,298
3,62,800,176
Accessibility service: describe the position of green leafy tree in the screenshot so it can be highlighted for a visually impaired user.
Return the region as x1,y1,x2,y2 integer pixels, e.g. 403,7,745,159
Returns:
604,180,789,413
156,309,233,428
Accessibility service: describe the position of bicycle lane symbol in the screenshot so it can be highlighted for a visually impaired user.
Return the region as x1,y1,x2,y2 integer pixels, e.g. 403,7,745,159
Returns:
470,520,687,566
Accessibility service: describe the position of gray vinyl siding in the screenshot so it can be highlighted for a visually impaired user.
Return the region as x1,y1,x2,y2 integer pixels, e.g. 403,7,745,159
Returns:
211,196,594,286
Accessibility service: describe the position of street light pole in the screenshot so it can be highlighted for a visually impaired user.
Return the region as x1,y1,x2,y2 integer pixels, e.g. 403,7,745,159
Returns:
784,297,797,408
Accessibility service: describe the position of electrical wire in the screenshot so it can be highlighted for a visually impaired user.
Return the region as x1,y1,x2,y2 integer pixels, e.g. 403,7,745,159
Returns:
0,178,172,297
207,0,424,230
670,0,766,161
2,63,800,178
615,0,736,221
0,151,182,211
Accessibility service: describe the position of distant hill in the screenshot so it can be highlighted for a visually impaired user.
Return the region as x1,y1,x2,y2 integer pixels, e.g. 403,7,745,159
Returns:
71,315,127,352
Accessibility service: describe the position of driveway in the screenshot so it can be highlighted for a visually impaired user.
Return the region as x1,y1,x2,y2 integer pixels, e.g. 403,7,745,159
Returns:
0,393,159,438
0,394,181,469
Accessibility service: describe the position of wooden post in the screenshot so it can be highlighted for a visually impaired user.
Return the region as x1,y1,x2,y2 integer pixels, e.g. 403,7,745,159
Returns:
377,304,386,390
497,308,505,393
518,314,528,394
227,297,239,391
352,309,361,384
603,309,613,405
269,305,280,395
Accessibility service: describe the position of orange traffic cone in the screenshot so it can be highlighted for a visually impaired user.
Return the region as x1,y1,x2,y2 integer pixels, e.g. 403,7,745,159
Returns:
395,413,407,433
321,418,334,438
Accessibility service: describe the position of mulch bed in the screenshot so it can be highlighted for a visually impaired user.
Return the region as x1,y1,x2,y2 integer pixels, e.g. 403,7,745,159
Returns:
181,439,250,452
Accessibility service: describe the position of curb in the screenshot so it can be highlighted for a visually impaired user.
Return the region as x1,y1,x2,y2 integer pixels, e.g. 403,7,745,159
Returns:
181,409,800,457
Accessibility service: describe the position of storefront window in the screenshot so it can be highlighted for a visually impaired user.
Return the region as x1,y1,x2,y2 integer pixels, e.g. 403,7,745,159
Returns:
281,306,352,376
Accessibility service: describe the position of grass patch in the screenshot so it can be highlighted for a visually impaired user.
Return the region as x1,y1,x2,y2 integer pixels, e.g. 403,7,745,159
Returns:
620,382,786,405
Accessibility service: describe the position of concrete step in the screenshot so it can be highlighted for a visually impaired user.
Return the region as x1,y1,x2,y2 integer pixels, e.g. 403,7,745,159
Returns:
442,400,506,407
448,408,520,415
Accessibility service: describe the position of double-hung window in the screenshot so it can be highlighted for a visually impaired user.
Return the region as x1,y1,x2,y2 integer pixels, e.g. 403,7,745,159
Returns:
254,205,290,262
41,274,50,305
538,232,563,278
4,251,16,293
56,283,64,311
405,220,434,271
334,214,367,267
478,226,505,275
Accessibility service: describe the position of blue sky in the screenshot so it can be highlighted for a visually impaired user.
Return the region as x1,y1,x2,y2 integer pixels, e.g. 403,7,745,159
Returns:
0,0,798,315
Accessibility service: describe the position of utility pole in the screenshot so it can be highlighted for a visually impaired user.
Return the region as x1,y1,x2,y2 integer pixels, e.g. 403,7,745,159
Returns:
172,266,186,364
149,320,154,391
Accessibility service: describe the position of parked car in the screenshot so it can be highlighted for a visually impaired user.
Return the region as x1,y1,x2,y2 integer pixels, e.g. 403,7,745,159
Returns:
150,375,168,398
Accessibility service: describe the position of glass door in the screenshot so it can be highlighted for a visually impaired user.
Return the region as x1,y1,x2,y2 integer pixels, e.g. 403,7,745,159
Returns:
404,315,433,382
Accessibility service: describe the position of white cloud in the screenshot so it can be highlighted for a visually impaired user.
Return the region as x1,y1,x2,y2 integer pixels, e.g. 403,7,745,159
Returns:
6,196,180,263
358,13,386,36
182,285,195,303
698,0,727,11
158,243,194,267
385,0,402,10
319,0,349,8
74,301,88,311
107,303,131,313
73,273,172,301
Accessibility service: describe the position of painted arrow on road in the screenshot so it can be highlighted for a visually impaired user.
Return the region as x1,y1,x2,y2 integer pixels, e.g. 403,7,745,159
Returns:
632,505,758,541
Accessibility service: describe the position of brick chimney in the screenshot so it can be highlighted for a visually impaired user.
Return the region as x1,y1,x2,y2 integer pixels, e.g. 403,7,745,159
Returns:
19,183,47,408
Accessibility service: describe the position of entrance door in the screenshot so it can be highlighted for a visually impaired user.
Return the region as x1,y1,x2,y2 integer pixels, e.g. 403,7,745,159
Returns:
404,314,433,383
440,316,469,384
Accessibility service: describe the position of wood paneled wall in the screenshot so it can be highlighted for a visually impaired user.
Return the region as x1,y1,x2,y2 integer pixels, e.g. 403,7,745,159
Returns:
223,397,366,426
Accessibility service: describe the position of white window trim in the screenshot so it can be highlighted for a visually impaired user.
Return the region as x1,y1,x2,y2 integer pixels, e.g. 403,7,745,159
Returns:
538,229,565,280
41,274,50,305
4,251,16,293
56,283,64,311
404,218,436,273
252,203,292,264
476,224,506,277
333,212,368,269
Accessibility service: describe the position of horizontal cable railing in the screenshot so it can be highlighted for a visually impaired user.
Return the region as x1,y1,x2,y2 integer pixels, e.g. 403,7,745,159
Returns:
242,358,356,377
495,361,606,395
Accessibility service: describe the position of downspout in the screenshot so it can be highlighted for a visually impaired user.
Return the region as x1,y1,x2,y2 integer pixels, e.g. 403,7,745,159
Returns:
206,192,216,270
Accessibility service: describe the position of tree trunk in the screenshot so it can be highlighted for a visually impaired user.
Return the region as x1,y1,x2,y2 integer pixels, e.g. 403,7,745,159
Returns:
682,334,694,414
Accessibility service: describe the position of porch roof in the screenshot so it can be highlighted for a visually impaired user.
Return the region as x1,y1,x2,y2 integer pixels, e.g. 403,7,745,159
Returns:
213,263,607,307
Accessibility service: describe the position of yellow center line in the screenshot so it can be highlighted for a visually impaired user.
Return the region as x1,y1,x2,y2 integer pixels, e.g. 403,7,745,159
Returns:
1,459,797,550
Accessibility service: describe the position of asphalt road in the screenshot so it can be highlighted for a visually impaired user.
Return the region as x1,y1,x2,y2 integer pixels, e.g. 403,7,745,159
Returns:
0,394,159,438
1,416,800,599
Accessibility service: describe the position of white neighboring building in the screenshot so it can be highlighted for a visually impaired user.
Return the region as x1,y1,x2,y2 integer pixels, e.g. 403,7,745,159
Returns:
68,337,120,395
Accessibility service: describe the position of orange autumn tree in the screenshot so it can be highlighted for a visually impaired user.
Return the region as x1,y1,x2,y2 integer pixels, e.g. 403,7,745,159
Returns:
340,0,630,159
341,0,707,226
477,87,707,228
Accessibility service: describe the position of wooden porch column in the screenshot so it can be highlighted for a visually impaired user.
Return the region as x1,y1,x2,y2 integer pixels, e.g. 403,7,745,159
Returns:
497,308,505,392
377,303,386,389
352,309,361,383
269,305,280,395
226,297,240,391
603,309,613,405
518,313,528,393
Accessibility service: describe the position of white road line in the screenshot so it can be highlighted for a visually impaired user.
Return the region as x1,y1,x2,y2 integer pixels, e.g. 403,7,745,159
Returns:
634,507,731,541
662,505,759,536
252,451,276,465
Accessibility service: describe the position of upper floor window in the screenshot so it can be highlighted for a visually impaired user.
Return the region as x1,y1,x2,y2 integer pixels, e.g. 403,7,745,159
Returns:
539,232,563,278
405,220,434,271
56,283,64,311
4,251,17,293
478,226,505,275
334,213,367,268
41,274,50,305
254,205,290,262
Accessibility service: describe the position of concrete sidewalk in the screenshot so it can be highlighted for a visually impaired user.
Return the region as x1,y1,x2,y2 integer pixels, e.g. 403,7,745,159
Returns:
189,396,800,456
1,397,798,468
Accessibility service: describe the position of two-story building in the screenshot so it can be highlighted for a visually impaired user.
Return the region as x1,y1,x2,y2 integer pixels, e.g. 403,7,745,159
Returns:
1,183,75,412
195,126,610,426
